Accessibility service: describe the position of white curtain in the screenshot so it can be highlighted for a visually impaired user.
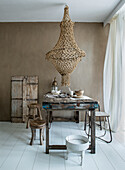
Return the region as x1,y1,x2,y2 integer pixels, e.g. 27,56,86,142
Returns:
103,11,125,132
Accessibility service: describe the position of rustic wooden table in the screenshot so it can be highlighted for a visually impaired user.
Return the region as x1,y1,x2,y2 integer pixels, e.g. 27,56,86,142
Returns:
42,94,98,154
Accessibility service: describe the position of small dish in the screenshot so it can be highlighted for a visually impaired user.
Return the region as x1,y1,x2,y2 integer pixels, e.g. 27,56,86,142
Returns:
75,90,84,97
73,95,84,98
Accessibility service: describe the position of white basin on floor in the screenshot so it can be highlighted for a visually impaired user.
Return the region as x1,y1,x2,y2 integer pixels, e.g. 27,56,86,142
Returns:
66,135,89,152
65,135,89,166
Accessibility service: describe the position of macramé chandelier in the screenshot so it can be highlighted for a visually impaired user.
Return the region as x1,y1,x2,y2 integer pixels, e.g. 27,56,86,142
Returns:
46,5,85,86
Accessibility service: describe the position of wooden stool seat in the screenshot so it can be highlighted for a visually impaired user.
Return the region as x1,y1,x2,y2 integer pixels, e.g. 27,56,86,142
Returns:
30,120,46,128
26,103,42,129
27,103,46,146
84,107,112,143
95,111,110,117
28,103,41,109
30,119,46,145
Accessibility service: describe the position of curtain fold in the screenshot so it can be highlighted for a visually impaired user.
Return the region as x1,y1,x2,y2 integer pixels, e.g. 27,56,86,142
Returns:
103,13,124,132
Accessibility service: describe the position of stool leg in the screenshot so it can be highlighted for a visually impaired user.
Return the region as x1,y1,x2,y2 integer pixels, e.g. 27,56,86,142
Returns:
42,128,44,141
26,117,30,129
40,129,43,145
107,117,112,143
81,151,85,166
30,129,34,145
99,116,102,130
97,117,112,143
26,107,31,129
65,150,69,160
34,129,37,140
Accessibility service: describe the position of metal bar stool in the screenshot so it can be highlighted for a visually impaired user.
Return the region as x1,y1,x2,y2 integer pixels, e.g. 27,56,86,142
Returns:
84,105,102,131
84,105,112,143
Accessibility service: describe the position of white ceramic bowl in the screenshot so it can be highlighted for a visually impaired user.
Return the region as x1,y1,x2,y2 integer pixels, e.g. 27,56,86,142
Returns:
66,135,89,152
75,90,84,97
51,90,61,95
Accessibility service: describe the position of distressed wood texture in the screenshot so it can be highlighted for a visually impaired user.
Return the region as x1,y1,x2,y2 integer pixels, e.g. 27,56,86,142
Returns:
11,76,38,122
23,76,38,122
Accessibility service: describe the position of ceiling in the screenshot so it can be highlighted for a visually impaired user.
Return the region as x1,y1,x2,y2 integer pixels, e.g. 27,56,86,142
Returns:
0,0,122,23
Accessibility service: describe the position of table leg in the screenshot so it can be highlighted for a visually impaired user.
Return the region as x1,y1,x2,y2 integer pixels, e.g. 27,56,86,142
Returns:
75,111,79,123
90,109,95,153
84,111,87,130
50,111,53,123
46,111,49,154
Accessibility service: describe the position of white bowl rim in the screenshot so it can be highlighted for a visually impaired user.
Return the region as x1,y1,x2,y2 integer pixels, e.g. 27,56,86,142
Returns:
66,135,89,146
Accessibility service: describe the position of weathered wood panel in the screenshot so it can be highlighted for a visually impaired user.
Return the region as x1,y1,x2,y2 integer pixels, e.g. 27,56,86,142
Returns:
22,76,38,122
11,76,24,81
23,100,37,122
26,76,38,84
12,81,23,99
11,76,38,123
11,76,23,122
11,100,22,117
26,85,38,99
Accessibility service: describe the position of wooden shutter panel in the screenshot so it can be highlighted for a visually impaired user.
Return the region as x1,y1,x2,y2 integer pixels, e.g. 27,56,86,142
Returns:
11,76,38,122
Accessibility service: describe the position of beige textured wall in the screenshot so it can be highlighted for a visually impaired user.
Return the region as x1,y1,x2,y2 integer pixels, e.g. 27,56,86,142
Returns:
0,22,109,121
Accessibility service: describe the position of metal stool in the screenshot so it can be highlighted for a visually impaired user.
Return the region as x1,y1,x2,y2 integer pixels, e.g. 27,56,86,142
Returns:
84,106,112,143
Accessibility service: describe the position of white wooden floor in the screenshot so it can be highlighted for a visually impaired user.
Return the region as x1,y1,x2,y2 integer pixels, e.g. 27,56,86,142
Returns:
0,122,125,170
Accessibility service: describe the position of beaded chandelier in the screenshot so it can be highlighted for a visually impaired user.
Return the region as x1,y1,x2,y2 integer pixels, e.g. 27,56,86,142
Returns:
46,6,85,86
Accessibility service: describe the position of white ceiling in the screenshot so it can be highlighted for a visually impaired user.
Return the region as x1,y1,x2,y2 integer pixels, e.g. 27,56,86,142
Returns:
0,0,122,22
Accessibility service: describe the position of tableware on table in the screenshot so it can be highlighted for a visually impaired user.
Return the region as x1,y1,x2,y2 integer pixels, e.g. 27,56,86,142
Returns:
51,90,61,95
51,77,58,91
70,91,74,96
68,87,74,96
75,90,84,97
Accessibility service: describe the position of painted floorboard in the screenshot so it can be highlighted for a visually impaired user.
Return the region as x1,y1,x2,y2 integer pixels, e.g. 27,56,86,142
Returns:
0,122,125,170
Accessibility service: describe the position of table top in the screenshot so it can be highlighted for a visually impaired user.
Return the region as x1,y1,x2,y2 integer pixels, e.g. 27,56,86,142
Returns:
43,93,97,103
42,93,98,110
